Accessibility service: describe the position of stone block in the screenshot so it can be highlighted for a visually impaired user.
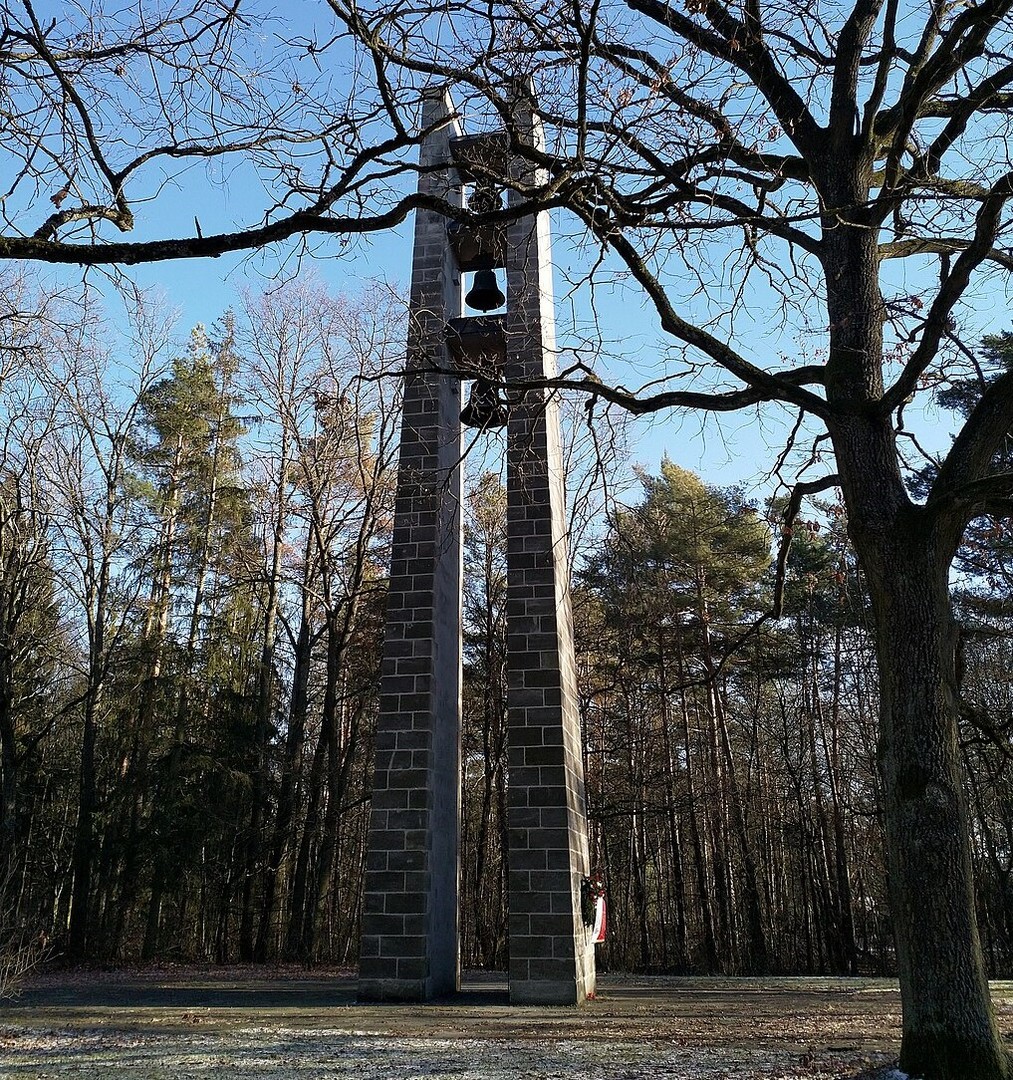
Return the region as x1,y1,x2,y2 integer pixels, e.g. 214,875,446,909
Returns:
524,745,565,767
357,957,388,980
518,891,559,915
366,870,407,894
387,848,426,872
379,934,425,957
508,979,583,1006
396,957,428,980
365,849,388,872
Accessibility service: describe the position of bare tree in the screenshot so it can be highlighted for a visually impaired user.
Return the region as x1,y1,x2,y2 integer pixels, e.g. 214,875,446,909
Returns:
0,1,449,265
311,3,1013,1077
0,267,54,857
237,280,332,962
237,278,401,961
38,294,170,957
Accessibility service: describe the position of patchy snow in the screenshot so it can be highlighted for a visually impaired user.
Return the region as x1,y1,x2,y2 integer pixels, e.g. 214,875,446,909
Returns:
4,973,952,1079
0,1025,896,1079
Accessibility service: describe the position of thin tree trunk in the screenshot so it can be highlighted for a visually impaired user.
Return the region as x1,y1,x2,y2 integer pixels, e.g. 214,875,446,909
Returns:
256,602,313,960
307,601,364,959
822,620,858,973
675,634,718,971
244,428,290,962
658,656,688,969
68,472,118,959
67,680,101,957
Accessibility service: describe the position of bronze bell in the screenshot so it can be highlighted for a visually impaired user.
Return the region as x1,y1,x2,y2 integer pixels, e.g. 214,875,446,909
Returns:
465,266,505,312
460,376,509,429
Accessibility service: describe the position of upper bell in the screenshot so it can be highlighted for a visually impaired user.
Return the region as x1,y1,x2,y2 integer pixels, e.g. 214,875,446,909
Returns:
465,267,505,312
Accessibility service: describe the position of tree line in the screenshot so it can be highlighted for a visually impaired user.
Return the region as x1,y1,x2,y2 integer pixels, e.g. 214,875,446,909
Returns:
462,455,1013,978
0,279,398,966
2,277,1011,980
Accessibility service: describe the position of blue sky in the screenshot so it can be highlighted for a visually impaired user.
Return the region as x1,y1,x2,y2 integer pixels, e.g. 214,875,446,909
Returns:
21,60,1005,510
72,201,988,506
129,239,790,490
14,1,1013,512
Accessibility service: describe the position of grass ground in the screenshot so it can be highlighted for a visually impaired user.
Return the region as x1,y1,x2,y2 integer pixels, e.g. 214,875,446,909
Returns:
2,970,1011,1078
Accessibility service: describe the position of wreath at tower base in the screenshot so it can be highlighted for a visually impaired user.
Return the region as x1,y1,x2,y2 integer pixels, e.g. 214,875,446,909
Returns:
580,872,607,944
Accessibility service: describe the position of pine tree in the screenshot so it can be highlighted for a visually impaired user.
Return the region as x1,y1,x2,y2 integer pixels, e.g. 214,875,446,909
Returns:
579,461,771,972
125,320,253,960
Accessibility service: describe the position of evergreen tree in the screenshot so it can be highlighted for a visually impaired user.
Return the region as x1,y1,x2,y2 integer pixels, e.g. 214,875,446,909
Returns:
578,461,771,972
124,320,254,960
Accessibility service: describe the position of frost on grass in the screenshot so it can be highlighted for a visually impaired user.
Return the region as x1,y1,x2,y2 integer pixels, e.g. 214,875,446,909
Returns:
0,1027,894,1079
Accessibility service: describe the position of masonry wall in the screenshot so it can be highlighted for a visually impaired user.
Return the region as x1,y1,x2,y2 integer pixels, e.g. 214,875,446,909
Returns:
358,88,465,1002
503,86,596,1006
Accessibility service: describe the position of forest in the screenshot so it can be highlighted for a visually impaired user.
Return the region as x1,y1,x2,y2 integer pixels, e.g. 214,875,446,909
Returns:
1,275,1011,981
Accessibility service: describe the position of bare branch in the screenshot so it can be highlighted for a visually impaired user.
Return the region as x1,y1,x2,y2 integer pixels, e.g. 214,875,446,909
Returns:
772,474,842,618
625,0,823,155
880,170,1013,415
592,227,832,419
879,238,1013,272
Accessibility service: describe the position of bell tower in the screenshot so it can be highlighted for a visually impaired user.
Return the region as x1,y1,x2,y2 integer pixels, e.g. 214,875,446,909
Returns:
357,82,596,1006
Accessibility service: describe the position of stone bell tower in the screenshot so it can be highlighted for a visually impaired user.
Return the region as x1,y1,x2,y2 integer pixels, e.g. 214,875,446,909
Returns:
357,82,595,1006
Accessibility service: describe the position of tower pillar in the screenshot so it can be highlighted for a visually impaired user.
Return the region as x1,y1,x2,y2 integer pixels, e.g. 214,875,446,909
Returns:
502,82,596,1005
358,88,464,1002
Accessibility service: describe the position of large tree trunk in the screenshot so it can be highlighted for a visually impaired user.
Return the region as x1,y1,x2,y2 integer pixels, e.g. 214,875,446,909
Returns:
834,405,1011,1078
867,525,1008,1079
822,193,1011,1076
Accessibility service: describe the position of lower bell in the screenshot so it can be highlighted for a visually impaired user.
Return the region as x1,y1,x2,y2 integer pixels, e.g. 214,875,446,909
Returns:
460,376,509,429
